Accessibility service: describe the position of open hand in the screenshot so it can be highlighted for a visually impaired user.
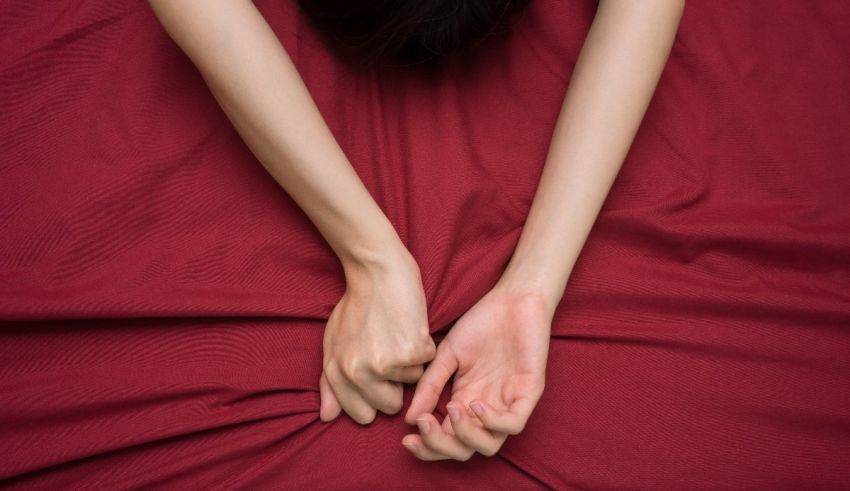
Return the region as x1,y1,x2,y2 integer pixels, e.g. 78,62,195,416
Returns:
320,249,436,425
401,281,552,460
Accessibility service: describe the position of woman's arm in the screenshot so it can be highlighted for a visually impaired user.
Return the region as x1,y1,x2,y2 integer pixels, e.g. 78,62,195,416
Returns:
498,0,686,314
148,0,436,425
147,0,400,269
403,0,685,461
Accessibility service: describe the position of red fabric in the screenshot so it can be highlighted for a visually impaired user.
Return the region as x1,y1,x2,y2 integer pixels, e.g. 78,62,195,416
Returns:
2,0,849,488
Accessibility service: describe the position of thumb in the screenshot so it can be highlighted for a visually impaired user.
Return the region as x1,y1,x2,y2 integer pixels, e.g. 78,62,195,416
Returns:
319,371,342,422
404,342,457,425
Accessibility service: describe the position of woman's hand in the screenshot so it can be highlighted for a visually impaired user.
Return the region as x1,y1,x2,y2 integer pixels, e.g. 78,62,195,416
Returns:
396,0,683,456
320,248,437,425
401,281,552,460
146,0,437,425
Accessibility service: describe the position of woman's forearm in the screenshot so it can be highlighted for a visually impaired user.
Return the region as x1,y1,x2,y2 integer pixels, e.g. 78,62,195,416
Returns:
148,0,407,272
498,0,685,315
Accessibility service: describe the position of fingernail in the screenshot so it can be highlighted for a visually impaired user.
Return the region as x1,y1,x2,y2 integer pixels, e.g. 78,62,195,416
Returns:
403,441,419,452
448,405,461,422
471,402,484,417
416,417,431,434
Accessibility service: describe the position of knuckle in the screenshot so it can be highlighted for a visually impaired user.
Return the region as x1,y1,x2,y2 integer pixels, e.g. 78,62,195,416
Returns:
451,427,470,444
339,357,356,377
480,448,497,457
421,426,439,445
343,360,369,385
421,339,437,360
407,366,425,382
508,422,526,435
383,406,401,416
402,335,434,364
353,410,376,425
399,342,418,363
368,354,390,376
480,443,501,457
385,397,403,415
458,449,475,462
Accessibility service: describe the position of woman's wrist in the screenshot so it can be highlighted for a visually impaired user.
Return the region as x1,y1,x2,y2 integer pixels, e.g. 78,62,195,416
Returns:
336,218,416,283
494,260,567,322
494,219,577,319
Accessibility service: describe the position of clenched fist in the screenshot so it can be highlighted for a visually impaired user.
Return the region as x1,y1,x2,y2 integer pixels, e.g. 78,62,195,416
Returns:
320,249,436,424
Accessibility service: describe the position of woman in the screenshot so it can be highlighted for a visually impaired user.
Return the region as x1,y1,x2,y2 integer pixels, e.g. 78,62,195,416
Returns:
147,0,685,462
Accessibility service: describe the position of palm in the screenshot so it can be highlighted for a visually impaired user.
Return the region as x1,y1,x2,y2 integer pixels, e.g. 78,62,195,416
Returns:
403,284,553,460
445,289,550,417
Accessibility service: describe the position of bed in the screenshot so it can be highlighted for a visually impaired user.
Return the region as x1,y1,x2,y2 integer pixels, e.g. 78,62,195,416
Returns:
1,0,849,488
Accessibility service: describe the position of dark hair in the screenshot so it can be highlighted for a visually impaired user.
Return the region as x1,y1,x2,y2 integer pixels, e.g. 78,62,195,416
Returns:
296,0,532,69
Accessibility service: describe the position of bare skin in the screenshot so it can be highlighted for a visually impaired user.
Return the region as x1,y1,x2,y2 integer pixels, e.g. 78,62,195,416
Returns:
148,0,685,460
148,0,435,426
402,0,686,460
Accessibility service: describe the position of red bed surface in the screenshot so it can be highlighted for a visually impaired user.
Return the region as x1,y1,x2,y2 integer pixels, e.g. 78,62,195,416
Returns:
1,0,849,489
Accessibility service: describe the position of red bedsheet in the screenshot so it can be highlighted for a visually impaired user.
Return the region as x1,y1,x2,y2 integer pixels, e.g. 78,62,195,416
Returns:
2,0,849,489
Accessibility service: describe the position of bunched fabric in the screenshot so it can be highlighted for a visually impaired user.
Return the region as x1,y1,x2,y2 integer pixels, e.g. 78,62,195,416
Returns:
1,0,849,489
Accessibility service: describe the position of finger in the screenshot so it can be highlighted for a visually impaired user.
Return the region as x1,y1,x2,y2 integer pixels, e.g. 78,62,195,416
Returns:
401,434,449,461
356,379,404,415
404,344,457,425
327,367,378,425
470,397,537,435
414,413,475,461
383,364,424,384
319,371,342,422
446,402,507,456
